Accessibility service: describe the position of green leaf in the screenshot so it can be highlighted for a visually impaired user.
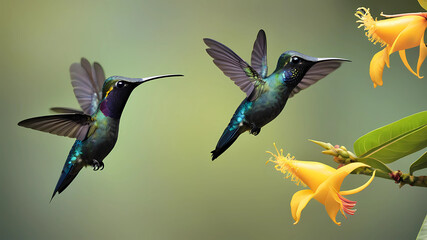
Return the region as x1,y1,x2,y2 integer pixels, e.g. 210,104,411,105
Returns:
410,152,427,175
354,111,427,163
358,157,392,174
416,214,427,240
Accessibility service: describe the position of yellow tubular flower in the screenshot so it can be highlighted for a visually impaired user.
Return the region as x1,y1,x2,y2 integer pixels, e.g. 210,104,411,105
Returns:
355,6,427,87
267,144,375,226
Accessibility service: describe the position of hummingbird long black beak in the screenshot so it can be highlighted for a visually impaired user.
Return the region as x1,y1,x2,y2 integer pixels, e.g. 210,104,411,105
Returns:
315,57,351,63
119,74,184,86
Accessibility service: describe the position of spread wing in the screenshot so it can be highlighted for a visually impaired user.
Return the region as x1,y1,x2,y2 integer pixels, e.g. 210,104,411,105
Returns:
290,59,349,98
50,107,84,114
70,58,106,115
204,38,265,98
251,29,268,78
18,114,92,141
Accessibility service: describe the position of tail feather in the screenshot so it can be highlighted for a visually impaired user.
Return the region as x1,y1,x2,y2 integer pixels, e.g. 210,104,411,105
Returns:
51,162,83,201
211,125,247,160
51,141,84,201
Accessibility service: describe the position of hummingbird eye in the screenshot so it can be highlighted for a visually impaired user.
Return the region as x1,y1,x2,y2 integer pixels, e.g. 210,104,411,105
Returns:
115,81,125,88
290,56,300,64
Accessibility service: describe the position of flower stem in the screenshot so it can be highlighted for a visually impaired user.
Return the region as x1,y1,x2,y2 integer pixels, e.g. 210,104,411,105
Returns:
352,167,427,188
310,140,427,188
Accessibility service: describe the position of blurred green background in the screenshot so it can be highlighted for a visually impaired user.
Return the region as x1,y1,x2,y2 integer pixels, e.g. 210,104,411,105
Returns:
1,0,426,239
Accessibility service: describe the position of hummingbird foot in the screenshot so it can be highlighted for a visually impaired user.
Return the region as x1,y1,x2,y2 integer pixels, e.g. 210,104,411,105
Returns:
250,125,261,136
92,160,104,171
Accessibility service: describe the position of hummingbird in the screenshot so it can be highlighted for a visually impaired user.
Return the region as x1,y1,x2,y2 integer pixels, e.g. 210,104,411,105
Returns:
204,30,349,160
18,58,183,200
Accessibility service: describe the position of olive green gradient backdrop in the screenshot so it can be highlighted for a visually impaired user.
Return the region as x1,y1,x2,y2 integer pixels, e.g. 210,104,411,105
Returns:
1,0,426,239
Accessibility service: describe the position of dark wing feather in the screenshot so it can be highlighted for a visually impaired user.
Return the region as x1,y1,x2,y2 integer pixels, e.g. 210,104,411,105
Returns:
93,62,106,91
70,58,105,115
204,38,265,97
251,29,268,78
50,107,84,114
290,60,346,98
18,114,92,140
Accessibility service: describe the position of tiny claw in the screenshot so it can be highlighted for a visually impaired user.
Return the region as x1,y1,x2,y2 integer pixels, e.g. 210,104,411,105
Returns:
250,124,261,136
92,159,101,171
100,162,104,171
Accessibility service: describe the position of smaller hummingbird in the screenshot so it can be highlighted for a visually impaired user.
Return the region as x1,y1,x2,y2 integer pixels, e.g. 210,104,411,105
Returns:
18,58,183,200
205,30,350,160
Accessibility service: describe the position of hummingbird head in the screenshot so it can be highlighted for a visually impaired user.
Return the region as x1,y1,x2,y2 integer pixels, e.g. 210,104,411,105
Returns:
99,74,183,118
274,51,349,88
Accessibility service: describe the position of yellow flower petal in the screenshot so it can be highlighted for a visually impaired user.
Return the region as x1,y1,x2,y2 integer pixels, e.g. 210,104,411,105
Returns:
318,162,369,197
375,16,424,46
374,17,413,45
267,145,336,189
417,33,427,76
419,0,427,11
290,160,336,190
324,189,343,226
312,164,373,225
290,189,314,224
389,18,427,54
370,48,388,87
399,50,419,77
340,170,376,195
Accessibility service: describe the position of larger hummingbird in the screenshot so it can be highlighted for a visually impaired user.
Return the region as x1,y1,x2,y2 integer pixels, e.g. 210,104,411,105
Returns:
18,58,182,200
204,30,349,160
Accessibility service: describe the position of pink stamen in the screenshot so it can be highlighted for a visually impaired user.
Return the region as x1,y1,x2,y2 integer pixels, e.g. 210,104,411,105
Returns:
338,194,357,216
339,195,357,204
343,208,356,215
342,201,356,208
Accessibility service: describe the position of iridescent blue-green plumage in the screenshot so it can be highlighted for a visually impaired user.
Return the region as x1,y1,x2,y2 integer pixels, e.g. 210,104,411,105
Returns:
18,58,182,200
54,140,84,197
205,30,350,160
